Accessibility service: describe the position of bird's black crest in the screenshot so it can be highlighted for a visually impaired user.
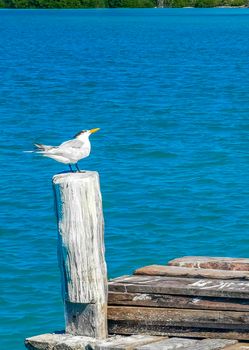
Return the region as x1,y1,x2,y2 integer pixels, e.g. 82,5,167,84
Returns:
74,130,87,138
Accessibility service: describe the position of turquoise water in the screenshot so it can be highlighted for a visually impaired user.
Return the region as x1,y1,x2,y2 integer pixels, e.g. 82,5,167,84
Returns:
1,8,249,349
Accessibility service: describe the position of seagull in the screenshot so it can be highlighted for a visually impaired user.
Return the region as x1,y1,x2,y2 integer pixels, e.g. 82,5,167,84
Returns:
32,128,100,172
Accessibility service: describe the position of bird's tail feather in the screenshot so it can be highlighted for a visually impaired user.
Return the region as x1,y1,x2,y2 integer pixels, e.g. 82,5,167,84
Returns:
23,143,51,153
34,143,46,151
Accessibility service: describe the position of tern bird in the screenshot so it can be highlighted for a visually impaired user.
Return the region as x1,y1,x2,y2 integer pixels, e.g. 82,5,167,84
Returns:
31,128,100,172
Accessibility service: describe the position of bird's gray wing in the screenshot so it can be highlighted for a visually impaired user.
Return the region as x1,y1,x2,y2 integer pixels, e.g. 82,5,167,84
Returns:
46,139,84,157
59,139,84,149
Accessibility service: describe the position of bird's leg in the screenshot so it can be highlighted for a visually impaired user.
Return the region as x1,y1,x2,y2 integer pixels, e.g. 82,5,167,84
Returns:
75,163,81,172
69,164,74,172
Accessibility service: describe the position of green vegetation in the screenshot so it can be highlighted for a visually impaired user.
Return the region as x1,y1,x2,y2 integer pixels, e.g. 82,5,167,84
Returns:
163,0,248,6
0,0,109,7
0,0,248,8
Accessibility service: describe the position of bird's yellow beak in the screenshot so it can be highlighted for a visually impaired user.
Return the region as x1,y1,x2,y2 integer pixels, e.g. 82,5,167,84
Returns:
90,128,100,134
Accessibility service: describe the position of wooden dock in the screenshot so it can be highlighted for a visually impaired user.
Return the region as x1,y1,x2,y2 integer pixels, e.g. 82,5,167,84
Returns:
24,172,249,350
108,257,249,342
26,256,249,350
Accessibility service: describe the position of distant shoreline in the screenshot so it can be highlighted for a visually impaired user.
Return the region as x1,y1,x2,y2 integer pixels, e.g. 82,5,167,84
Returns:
181,5,248,7
0,6,249,9
0,0,249,10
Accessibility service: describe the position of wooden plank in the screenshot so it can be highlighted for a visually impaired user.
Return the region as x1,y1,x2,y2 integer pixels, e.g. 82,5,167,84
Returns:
135,337,198,349
168,257,249,271
134,265,249,280
223,343,249,349
95,335,167,350
23,334,246,350
180,339,237,350
108,292,249,312
25,333,166,350
108,322,249,341
109,275,249,299
25,333,96,350
108,306,249,330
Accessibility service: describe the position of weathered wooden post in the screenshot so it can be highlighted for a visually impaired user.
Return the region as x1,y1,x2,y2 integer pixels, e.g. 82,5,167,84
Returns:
52,171,108,339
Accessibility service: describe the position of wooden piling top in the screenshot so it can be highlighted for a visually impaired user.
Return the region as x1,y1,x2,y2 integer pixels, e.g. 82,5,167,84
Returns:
53,170,99,183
